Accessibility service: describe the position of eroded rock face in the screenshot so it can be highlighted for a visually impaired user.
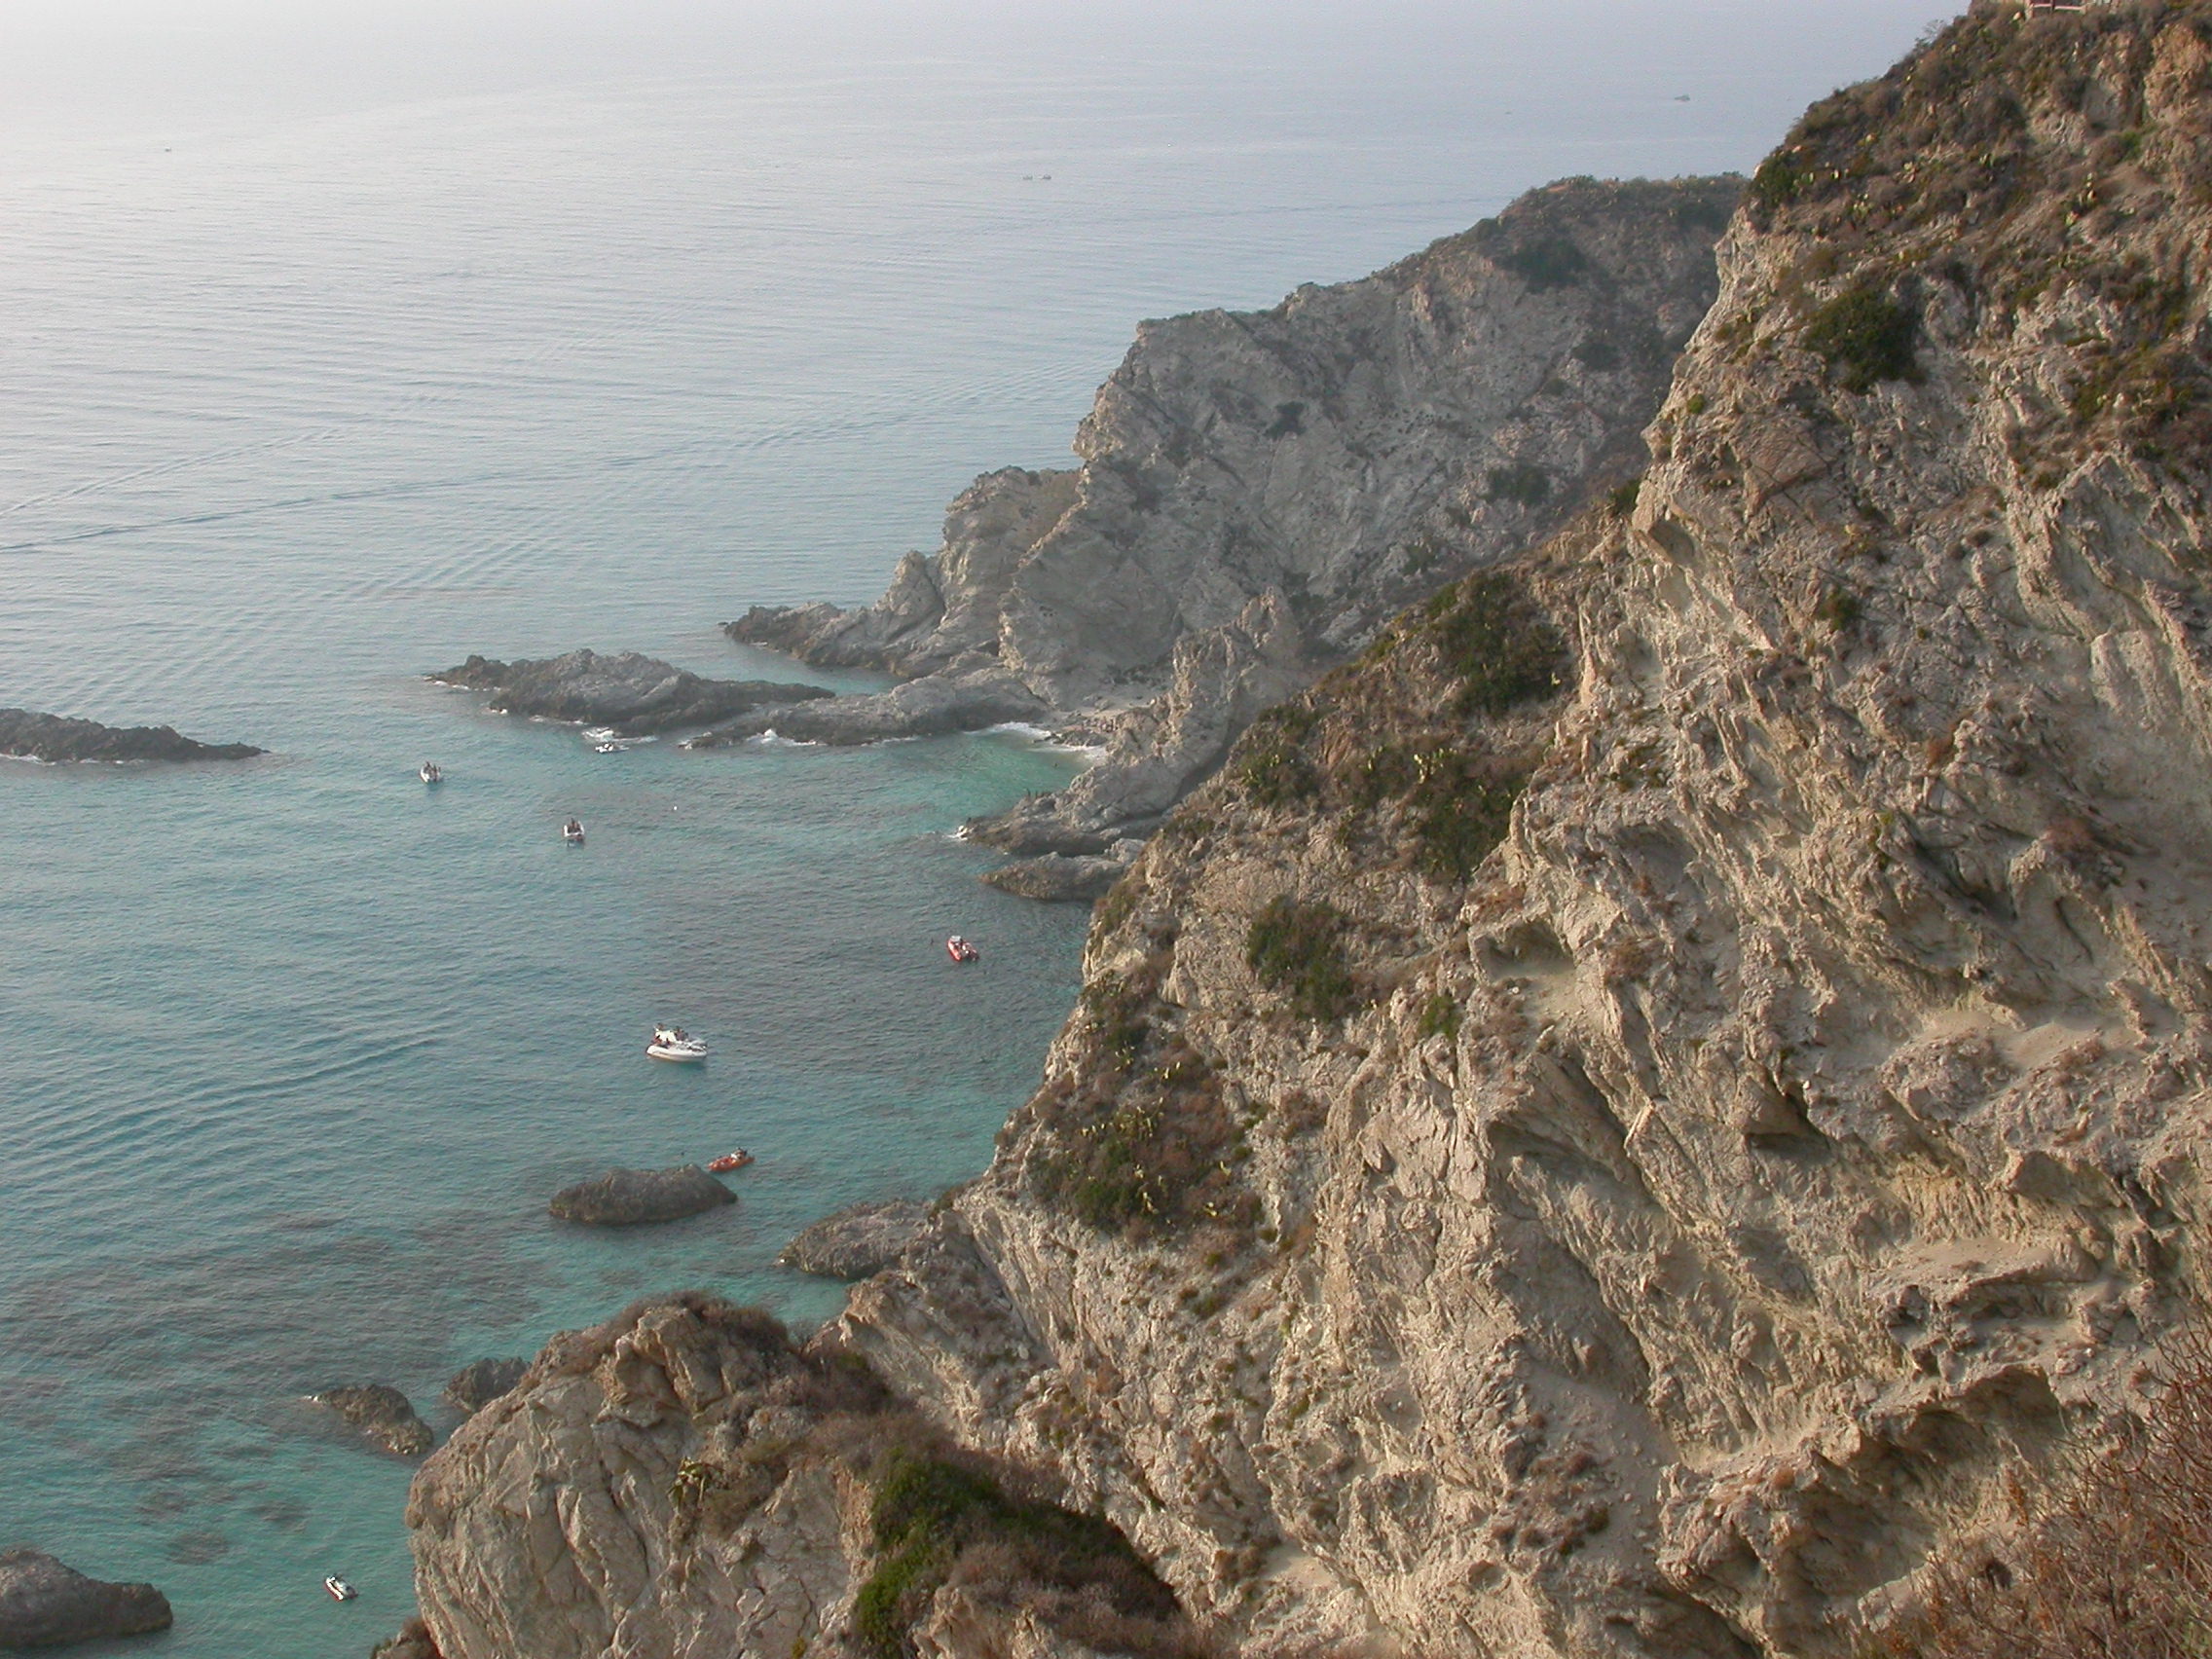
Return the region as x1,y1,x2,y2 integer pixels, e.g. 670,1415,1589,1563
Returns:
730,176,1738,850
0,709,261,764
0,1549,171,1649
688,670,1047,748
440,1359,528,1415
404,1296,1195,1659
312,1384,435,1457
778,1200,933,1280
838,9,2212,1656
547,1165,734,1227
432,650,831,736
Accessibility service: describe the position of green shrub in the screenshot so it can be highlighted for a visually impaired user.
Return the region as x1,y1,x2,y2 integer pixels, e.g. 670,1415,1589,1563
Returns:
1804,286,1920,392
1497,235,1588,291
1606,476,1642,517
1247,897,1357,1020
1571,337,1620,371
1750,149,1808,210
1234,705,1320,807
1815,585,1864,632
1409,756,1525,880
1416,993,1461,1041
1484,463,1551,507
1426,572,1569,718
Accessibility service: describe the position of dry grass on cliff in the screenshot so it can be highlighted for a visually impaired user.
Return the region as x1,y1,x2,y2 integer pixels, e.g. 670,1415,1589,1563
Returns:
1864,1330,2212,1659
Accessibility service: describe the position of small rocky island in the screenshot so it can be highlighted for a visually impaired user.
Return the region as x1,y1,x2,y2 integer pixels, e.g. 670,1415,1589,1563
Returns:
310,1383,435,1457
777,1198,931,1278
442,1358,529,1415
0,709,262,764
0,1549,171,1648
432,648,833,736
548,1165,733,1226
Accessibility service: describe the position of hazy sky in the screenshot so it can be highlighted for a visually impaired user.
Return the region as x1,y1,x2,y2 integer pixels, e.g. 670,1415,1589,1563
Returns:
0,1,1961,149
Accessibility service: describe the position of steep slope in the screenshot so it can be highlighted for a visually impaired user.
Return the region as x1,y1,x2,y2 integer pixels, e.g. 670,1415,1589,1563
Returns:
729,177,1735,853
832,5,2212,1654
405,6,2212,1657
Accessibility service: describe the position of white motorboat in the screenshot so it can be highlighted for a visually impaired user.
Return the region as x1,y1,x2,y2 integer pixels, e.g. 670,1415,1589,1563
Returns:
562,818,585,844
420,763,443,784
324,1576,357,1602
593,742,620,754
648,1025,707,1063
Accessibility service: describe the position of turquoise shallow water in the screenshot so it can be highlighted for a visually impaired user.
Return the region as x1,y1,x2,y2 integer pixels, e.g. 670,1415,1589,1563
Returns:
0,6,1940,1654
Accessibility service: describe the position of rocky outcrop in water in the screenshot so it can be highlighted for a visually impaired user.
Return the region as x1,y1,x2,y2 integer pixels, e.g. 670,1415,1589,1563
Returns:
777,1199,933,1279
0,709,261,764
688,669,1046,748
547,1165,733,1226
979,848,1138,903
312,1383,434,1457
730,175,1737,853
0,1550,171,1649
370,1618,443,1659
432,649,831,737
440,1359,528,1416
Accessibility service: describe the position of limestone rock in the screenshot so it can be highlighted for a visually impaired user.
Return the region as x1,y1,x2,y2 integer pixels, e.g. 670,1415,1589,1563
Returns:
0,709,260,764
732,175,1738,850
311,1383,435,1457
689,669,1046,748
432,649,830,736
370,1616,443,1659
980,852,1130,903
777,1199,932,1279
0,1550,170,1649
547,1165,733,1226
439,1359,528,1415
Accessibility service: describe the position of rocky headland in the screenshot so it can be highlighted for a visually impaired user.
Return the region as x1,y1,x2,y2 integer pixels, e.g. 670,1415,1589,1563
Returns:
432,649,832,737
0,1549,171,1649
312,1383,435,1458
0,709,261,764
547,1165,734,1226
728,174,1738,855
397,6,2212,1658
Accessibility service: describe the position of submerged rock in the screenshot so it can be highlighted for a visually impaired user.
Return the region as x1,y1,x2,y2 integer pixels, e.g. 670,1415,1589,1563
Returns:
0,1549,171,1648
0,709,261,764
441,1358,529,1415
547,1165,733,1227
432,649,831,737
777,1199,931,1279
311,1383,435,1457
371,1616,444,1659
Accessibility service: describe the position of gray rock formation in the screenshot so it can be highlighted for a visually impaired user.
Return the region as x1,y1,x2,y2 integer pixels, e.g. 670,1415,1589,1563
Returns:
547,1165,733,1227
730,175,1737,852
980,849,1136,903
0,1549,171,1648
432,650,830,737
404,1296,1195,1659
689,669,1045,748
0,709,261,764
311,1383,435,1457
439,1359,528,1416
777,1199,933,1279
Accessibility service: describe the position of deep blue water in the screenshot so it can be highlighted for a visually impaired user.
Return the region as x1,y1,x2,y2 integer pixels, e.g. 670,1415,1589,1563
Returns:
0,6,1942,1653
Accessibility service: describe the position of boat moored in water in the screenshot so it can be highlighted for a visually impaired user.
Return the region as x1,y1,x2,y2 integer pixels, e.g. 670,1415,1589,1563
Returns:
648,1025,707,1062
707,1149,753,1172
420,762,442,784
324,1576,356,1603
562,818,585,844
946,935,979,964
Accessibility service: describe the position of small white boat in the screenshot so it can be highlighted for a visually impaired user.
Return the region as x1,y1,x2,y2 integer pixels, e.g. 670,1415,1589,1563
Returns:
562,818,585,844
324,1576,356,1602
593,742,620,755
420,763,442,784
648,1025,707,1063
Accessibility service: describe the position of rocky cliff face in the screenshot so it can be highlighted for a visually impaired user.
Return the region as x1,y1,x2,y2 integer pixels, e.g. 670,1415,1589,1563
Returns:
407,6,2212,1656
729,177,1736,851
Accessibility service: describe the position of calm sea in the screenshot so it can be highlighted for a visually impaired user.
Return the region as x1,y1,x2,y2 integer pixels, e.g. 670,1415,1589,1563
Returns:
0,5,1938,1652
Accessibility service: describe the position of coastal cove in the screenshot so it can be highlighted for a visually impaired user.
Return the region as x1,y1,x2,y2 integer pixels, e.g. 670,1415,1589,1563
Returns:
0,9,1942,1657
